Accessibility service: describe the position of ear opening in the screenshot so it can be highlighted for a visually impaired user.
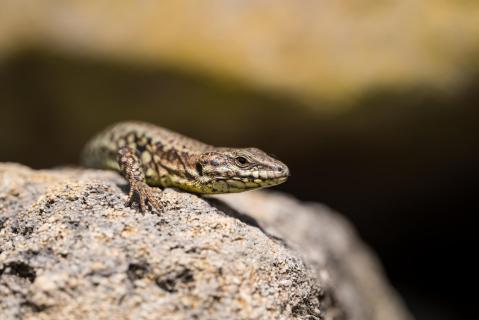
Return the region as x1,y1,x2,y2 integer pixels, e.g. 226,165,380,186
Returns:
195,162,203,176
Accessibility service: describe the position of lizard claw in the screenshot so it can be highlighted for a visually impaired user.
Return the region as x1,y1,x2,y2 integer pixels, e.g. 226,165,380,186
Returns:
125,181,162,213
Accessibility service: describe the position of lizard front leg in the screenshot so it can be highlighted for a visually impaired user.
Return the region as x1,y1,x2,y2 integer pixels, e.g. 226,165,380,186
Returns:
117,146,162,212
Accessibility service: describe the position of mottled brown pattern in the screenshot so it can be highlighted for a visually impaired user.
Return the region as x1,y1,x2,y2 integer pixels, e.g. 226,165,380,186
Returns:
82,121,289,211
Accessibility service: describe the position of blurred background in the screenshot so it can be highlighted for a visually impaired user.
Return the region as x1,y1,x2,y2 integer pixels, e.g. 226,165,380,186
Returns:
0,1,477,319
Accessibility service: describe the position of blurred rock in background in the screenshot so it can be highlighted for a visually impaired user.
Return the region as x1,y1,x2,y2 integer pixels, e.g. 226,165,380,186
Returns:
1,1,479,105
0,1,478,319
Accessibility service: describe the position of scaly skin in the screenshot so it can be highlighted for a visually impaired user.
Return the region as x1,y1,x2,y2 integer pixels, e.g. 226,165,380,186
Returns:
81,121,290,212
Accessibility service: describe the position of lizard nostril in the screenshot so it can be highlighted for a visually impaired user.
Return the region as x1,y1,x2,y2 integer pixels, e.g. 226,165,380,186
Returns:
276,166,284,172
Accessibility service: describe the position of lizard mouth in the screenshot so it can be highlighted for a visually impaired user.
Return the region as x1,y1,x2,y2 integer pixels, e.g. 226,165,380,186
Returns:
222,175,288,190
209,166,290,193
199,172,288,194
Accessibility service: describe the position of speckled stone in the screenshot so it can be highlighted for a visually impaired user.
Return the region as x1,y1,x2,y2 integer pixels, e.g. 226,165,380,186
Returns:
0,163,411,320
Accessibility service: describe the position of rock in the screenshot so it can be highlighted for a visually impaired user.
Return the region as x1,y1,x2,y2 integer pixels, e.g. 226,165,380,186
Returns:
0,163,411,320
1,1,479,103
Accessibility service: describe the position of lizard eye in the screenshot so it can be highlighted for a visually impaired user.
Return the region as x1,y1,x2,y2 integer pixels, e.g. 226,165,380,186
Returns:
235,156,249,167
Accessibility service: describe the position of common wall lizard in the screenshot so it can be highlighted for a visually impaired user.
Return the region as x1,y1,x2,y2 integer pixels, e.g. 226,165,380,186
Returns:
81,122,290,212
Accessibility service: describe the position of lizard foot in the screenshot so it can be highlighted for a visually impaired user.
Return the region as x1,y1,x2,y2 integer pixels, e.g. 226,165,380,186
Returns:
117,146,162,213
125,180,162,213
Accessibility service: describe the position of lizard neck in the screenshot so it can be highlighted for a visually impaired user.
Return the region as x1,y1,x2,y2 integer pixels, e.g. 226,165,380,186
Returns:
145,145,203,187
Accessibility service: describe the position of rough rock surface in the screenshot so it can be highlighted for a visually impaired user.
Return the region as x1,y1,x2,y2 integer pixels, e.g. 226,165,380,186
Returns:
0,163,411,320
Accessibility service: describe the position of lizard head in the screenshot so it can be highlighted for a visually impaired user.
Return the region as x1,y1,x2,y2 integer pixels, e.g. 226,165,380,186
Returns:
193,147,290,193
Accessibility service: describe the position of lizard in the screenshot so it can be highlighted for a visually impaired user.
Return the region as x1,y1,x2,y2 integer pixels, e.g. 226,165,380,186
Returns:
81,121,290,212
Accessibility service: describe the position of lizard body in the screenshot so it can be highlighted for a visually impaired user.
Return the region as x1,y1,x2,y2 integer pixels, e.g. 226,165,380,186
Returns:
81,121,289,211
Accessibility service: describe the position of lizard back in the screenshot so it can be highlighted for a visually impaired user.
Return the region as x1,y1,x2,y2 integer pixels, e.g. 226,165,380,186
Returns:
82,121,212,172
